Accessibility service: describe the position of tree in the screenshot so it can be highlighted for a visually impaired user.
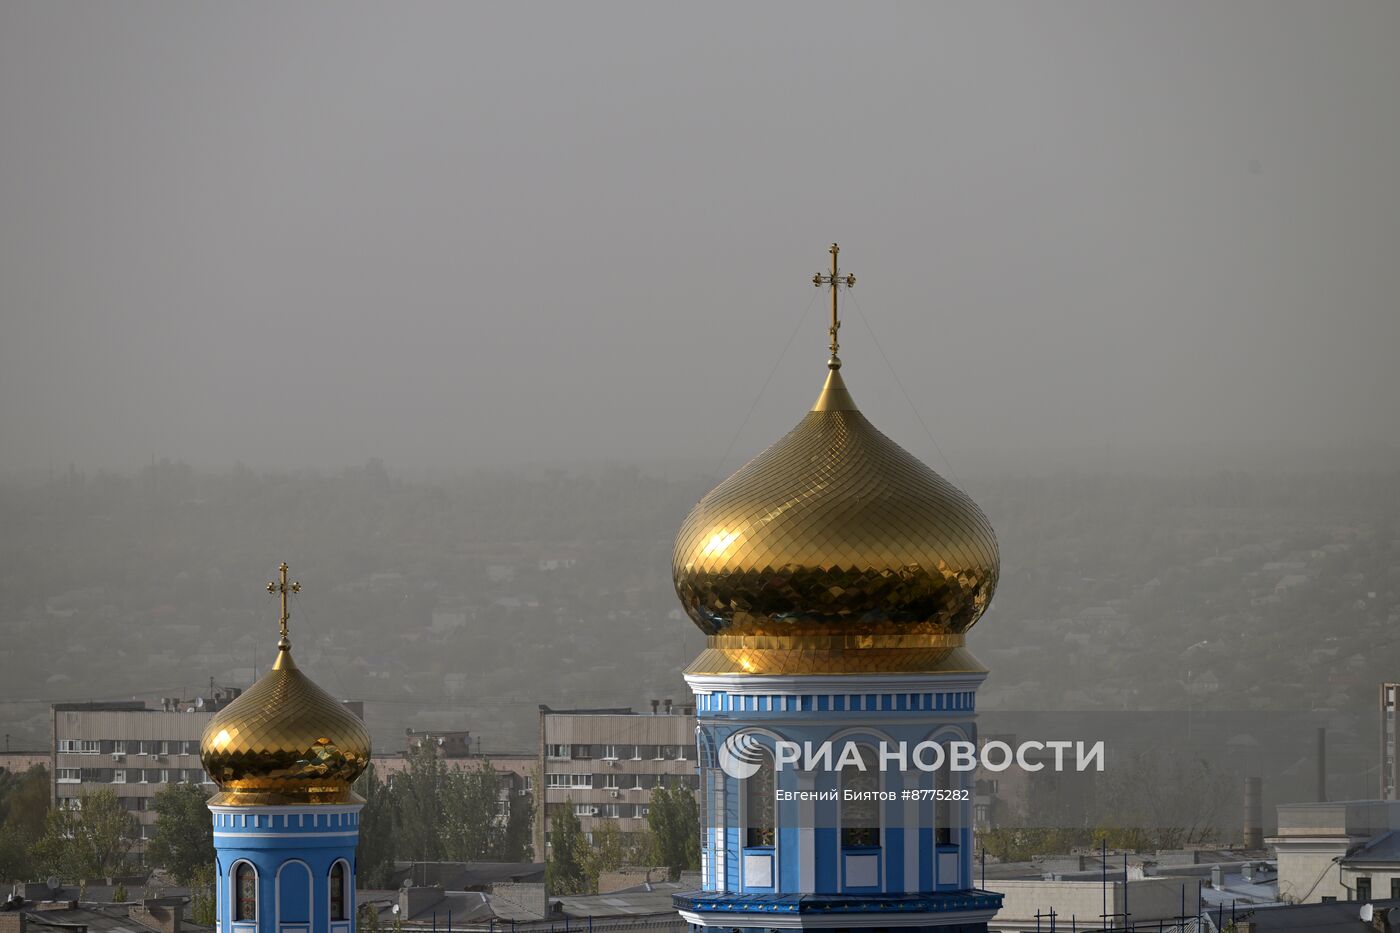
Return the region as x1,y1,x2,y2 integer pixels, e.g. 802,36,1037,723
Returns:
646,785,699,881
31,791,138,880
354,764,396,889
0,764,50,877
582,819,628,892
544,801,588,895
0,765,50,844
145,783,214,885
393,743,446,863
439,761,502,861
0,826,31,881
188,864,216,926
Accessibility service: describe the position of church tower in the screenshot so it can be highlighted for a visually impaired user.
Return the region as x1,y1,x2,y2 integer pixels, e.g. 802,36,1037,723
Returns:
200,564,371,933
671,246,1003,931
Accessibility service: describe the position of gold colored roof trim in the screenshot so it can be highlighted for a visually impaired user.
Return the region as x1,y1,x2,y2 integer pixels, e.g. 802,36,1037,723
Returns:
685,641,988,676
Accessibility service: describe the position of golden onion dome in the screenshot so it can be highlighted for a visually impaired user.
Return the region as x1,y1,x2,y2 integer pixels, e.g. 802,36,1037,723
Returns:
674,357,999,677
200,575,369,806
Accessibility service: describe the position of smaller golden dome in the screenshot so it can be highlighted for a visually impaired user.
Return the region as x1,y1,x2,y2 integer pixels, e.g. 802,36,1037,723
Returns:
200,569,369,806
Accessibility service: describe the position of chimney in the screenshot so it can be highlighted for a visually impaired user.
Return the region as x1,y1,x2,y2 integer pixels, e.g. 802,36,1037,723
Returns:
398,885,444,920
1243,777,1264,849
663,698,673,715
130,898,182,933
650,700,659,715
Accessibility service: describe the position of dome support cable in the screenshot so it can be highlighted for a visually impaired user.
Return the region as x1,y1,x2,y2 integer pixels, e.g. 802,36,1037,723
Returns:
846,289,964,489
708,287,821,484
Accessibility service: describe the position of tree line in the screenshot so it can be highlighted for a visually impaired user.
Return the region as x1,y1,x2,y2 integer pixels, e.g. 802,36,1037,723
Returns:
2,749,703,903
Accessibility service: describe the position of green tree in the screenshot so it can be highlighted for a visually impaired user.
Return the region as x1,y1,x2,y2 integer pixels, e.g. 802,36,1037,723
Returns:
439,761,502,861
0,764,51,877
393,743,446,863
646,785,699,881
544,801,588,895
145,783,214,885
31,791,138,880
582,819,628,892
0,765,50,844
354,763,396,889
0,826,31,881
188,864,217,926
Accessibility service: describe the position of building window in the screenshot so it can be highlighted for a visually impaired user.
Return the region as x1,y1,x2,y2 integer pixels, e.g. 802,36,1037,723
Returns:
1357,877,1372,902
840,745,880,848
546,744,570,760
601,744,618,760
57,739,77,753
546,773,591,789
330,862,348,921
79,740,100,755
602,773,619,789
113,770,126,784
744,744,775,848
628,745,641,760
573,803,597,817
57,769,81,783
234,863,257,921
112,740,125,754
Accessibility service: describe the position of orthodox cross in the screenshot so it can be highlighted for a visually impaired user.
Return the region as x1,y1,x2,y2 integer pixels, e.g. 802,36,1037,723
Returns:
267,562,301,649
812,242,855,364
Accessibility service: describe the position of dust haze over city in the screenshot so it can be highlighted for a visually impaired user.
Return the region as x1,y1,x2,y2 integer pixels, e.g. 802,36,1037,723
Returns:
1,0,1399,880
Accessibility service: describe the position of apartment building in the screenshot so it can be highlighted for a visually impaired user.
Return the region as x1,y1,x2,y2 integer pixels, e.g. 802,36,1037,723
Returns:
51,689,352,848
52,697,230,846
535,701,697,856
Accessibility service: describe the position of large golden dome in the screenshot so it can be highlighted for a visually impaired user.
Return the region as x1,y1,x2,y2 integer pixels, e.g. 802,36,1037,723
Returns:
674,359,999,676
200,571,369,806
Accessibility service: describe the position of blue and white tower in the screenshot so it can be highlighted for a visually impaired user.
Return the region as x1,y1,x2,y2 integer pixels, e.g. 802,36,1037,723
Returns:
670,245,1003,932
200,563,372,933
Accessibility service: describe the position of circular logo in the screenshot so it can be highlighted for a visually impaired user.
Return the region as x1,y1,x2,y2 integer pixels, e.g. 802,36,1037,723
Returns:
718,732,767,779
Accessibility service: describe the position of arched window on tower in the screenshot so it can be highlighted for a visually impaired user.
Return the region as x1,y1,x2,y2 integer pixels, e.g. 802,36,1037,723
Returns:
234,862,257,922
840,744,880,848
744,748,775,848
935,745,953,847
330,861,348,921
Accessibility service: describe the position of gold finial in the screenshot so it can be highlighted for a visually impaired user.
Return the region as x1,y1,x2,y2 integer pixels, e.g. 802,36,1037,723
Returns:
812,242,856,369
266,562,301,651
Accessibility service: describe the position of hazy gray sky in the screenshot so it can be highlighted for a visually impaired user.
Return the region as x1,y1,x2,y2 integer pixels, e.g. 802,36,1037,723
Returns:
2,2,1397,474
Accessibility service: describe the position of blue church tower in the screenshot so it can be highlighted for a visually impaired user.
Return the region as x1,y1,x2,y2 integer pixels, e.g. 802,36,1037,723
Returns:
200,564,372,933
670,246,1003,932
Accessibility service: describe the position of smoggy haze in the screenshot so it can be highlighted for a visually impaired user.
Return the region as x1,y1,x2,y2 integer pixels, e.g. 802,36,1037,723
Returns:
1,2,1397,474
